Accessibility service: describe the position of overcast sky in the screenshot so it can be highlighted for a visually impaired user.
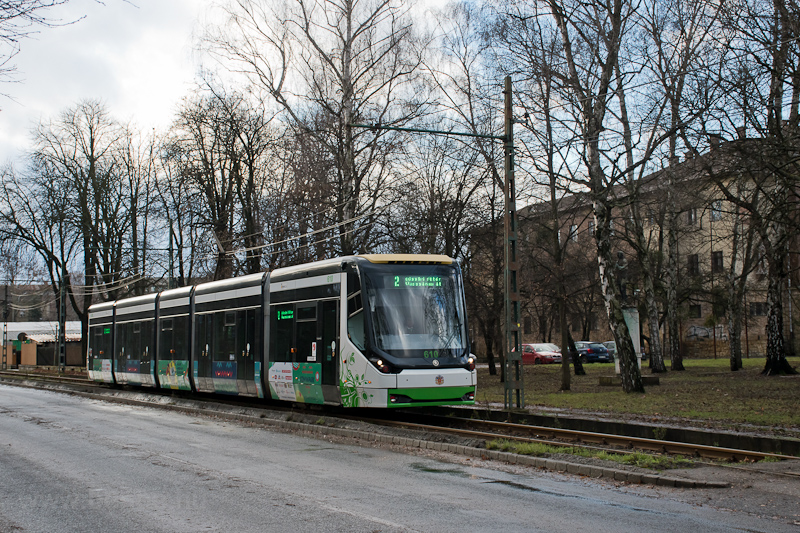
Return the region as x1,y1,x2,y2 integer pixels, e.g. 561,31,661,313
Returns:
0,0,208,164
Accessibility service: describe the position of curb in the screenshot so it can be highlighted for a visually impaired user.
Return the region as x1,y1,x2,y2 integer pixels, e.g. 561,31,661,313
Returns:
2,378,729,489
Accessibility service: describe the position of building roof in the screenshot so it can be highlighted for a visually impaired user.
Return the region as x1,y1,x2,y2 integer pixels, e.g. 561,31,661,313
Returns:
1,321,82,342
26,333,82,344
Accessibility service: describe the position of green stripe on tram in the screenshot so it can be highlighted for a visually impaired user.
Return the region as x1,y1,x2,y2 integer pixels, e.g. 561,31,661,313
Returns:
387,386,475,406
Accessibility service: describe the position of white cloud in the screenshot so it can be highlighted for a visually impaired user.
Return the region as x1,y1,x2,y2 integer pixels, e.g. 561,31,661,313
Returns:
0,0,207,164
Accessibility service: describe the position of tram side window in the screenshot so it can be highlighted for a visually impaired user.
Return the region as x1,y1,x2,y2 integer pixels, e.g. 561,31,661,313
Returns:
296,304,317,362
271,304,294,362
139,321,153,363
223,311,237,361
249,309,260,361
173,316,189,360
115,323,128,362
91,326,111,359
160,318,174,360
212,312,235,362
119,322,142,365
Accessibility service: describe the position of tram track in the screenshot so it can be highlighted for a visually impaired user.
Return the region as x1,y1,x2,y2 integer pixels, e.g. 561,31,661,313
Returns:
356,411,799,463
2,369,798,467
0,369,93,387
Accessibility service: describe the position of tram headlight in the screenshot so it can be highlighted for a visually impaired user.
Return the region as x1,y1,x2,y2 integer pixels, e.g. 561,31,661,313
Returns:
466,356,475,371
370,357,391,373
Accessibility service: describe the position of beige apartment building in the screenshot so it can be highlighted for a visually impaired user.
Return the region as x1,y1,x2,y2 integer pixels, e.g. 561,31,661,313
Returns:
515,139,798,359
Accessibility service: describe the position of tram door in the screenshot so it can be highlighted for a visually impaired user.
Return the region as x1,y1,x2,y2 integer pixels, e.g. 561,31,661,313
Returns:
320,300,338,386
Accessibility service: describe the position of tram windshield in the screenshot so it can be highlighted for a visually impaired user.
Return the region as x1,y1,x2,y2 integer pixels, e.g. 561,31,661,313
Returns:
361,263,468,358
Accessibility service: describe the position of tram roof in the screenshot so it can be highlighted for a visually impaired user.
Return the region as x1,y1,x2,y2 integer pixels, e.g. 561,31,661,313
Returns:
194,272,267,296
358,254,453,265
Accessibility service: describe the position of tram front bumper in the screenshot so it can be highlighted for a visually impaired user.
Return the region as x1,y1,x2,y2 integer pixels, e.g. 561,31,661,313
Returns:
388,368,476,407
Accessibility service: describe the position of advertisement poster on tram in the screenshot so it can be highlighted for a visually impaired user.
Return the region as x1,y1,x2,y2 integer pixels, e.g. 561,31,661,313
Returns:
268,362,324,404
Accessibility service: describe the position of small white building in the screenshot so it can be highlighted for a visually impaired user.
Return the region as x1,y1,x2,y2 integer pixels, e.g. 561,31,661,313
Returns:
1,321,83,367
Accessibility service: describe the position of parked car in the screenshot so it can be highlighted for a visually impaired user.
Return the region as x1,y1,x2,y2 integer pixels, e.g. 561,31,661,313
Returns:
520,343,562,364
534,343,562,364
603,341,616,359
574,341,611,363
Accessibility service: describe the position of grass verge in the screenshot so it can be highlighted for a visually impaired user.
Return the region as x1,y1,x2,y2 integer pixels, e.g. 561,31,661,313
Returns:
485,438,695,470
476,356,800,430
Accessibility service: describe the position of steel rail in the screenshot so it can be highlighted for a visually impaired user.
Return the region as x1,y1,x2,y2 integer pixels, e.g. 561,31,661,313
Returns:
0,370,91,386
353,415,799,463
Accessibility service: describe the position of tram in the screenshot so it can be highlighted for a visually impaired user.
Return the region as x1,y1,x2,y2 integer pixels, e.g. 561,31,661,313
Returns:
87,254,477,408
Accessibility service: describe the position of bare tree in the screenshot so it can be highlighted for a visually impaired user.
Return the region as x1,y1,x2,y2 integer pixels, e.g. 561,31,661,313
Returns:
0,163,76,318
168,94,243,280
1,0,70,88
542,0,647,392
695,0,800,375
486,1,595,387
422,1,508,377
0,100,149,355
155,144,208,286
205,0,426,255
386,133,485,259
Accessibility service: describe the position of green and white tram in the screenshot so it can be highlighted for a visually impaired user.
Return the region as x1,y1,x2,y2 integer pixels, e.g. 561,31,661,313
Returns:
88,254,476,408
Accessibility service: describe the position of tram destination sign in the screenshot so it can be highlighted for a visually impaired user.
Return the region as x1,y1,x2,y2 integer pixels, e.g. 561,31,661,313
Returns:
388,275,442,288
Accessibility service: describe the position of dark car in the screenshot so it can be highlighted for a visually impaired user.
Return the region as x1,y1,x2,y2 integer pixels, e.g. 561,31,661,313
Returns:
574,341,611,363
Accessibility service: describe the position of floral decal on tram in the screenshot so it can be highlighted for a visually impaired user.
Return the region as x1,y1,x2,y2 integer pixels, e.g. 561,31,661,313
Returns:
340,352,374,407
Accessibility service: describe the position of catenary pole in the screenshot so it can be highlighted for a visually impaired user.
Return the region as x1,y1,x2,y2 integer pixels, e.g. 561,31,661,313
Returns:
502,76,523,409
58,264,67,372
352,76,524,409
2,285,7,370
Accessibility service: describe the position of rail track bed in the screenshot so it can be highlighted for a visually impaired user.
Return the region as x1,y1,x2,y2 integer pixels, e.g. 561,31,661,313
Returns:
369,409,800,463
2,369,798,466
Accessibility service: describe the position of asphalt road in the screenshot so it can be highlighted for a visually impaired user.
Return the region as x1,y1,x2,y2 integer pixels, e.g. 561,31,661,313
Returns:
0,384,794,533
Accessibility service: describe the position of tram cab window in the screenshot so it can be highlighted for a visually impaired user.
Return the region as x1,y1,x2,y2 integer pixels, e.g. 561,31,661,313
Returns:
348,311,364,351
347,270,365,350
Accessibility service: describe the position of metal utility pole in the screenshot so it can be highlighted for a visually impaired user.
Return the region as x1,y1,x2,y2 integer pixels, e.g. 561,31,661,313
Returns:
58,265,67,373
351,75,524,409
169,225,176,290
502,76,523,410
2,284,7,370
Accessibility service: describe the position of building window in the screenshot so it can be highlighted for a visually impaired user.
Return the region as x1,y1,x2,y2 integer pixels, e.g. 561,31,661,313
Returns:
710,200,722,221
688,304,702,318
687,208,698,225
750,302,767,317
711,250,723,273
569,224,578,242
687,254,699,276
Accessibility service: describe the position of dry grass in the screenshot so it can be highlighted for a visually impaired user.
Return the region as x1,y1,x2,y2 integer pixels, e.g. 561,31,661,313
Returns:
475,356,800,430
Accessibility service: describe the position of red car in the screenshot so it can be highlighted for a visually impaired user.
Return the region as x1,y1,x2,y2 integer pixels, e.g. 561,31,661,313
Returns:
521,343,562,364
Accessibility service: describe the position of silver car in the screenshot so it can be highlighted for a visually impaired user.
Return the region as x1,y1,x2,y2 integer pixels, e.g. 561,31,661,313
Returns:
603,341,616,359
